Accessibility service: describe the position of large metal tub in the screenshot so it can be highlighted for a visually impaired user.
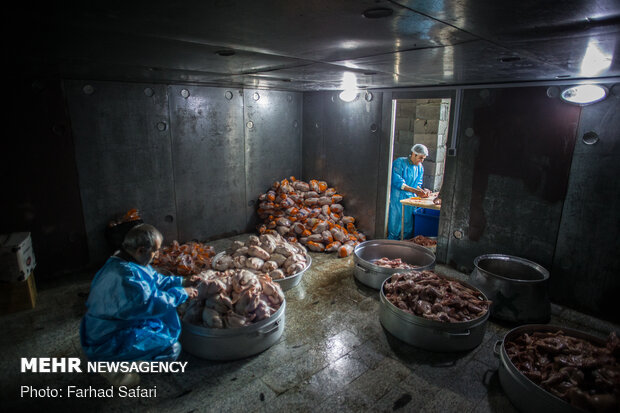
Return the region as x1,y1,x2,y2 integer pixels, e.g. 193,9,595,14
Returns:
274,255,312,291
180,300,285,360
471,254,550,323
379,275,489,352
495,324,604,413
354,240,435,289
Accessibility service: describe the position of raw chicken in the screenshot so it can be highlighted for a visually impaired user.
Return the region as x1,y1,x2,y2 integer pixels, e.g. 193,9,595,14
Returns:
152,240,215,276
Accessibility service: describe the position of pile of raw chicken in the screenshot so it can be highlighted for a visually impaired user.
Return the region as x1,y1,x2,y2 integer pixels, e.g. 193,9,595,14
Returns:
373,257,420,270
178,233,306,329
179,269,284,329
506,330,619,413
152,241,216,276
212,233,308,280
409,235,437,247
256,177,366,258
383,271,491,322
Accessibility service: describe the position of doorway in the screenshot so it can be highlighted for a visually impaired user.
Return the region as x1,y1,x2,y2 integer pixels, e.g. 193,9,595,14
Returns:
385,97,452,240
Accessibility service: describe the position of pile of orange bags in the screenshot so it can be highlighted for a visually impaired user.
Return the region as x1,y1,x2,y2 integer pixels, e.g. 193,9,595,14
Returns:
256,177,366,258
152,241,216,276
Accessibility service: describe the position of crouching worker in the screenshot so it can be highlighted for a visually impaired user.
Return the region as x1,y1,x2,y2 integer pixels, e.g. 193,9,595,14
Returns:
80,224,198,387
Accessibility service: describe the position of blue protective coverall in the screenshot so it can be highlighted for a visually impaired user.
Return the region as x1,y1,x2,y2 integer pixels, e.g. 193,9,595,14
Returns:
387,156,424,239
80,256,188,361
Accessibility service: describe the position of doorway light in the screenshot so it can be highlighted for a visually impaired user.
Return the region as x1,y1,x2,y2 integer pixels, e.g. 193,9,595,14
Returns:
339,89,359,102
560,85,607,105
339,72,359,102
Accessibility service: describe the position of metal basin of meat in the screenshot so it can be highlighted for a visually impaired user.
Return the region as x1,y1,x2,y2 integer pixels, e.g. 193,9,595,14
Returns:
354,240,435,289
180,300,285,361
379,275,489,352
471,254,550,323
495,324,610,413
273,255,312,291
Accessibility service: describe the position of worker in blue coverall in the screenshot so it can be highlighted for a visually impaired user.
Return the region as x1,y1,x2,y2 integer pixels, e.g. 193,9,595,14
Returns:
80,224,198,387
387,144,432,239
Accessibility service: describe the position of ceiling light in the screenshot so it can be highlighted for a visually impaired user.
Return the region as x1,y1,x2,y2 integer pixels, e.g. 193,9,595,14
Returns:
362,7,393,19
499,56,521,63
339,72,359,102
215,50,235,57
339,89,359,102
560,84,607,105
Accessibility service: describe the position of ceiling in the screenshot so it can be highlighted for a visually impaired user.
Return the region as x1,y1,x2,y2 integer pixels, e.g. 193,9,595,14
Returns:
20,0,620,91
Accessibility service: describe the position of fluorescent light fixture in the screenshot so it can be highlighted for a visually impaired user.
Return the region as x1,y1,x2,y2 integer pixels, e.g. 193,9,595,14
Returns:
339,72,359,102
580,41,612,76
560,84,607,105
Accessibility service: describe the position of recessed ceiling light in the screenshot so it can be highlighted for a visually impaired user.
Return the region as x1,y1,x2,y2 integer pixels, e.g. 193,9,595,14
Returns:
215,50,236,57
499,56,521,63
560,84,607,105
339,90,359,102
362,7,393,19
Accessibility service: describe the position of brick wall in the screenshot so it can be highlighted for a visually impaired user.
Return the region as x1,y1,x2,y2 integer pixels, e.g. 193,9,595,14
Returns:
393,98,449,191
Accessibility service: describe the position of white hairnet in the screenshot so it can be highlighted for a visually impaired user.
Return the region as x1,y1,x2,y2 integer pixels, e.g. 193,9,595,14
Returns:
411,144,429,156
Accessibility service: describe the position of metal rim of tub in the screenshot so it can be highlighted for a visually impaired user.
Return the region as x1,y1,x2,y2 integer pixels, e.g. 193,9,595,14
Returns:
379,274,490,351
494,324,605,413
181,300,286,360
473,254,549,284
354,240,436,289
380,275,490,330
273,254,312,291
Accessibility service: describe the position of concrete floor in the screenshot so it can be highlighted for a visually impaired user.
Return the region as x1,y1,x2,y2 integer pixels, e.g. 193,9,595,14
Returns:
2,233,619,412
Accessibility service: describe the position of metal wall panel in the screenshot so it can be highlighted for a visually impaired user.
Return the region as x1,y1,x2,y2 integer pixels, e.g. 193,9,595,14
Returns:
168,86,246,241
244,89,303,229
302,92,383,238
552,89,620,322
443,87,581,273
64,80,177,264
301,93,326,180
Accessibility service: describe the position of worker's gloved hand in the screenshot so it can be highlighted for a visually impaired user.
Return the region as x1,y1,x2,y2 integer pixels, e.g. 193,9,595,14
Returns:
433,196,441,205
184,287,198,299
417,188,430,198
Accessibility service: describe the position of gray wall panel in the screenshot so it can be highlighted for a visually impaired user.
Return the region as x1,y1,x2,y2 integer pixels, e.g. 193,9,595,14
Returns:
552,91,620,321
301,93,325,180
302,92,383,238
168,86,246,241
444,87,580,273
244,89,303,229
64,80,177,264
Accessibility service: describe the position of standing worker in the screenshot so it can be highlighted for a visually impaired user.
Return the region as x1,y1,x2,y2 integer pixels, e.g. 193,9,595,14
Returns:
80,224,198,386
387,144,431,239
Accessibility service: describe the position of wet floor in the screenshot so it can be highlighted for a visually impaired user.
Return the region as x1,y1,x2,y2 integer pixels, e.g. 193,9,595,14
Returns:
2,233,618,412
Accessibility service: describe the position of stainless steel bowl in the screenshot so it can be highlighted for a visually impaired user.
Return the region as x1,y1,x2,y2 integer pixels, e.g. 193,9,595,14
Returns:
180,300,285,360
495,324,605,413
471,254,550,323
379,275,489,352
354,240,435,289
274,255,312,291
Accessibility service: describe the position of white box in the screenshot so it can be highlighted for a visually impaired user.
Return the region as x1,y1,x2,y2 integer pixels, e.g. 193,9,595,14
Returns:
0,232,37,282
